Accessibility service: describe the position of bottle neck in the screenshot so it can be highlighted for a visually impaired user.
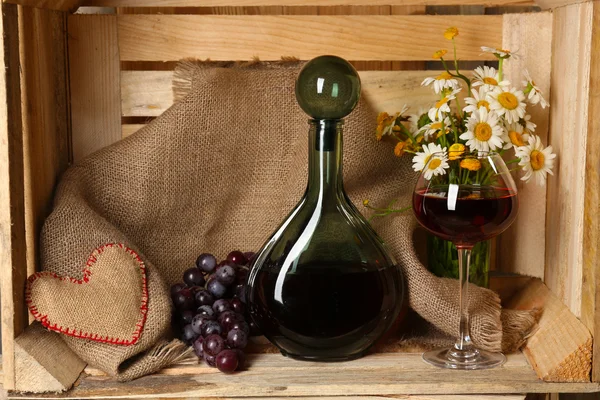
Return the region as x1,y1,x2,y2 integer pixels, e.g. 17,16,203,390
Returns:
306,119,344,198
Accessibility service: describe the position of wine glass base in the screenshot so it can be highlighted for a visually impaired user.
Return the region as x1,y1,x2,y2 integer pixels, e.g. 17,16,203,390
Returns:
422,347,506,370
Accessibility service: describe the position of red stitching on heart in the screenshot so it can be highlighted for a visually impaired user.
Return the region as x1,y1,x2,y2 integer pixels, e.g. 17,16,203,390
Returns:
25,243,148,346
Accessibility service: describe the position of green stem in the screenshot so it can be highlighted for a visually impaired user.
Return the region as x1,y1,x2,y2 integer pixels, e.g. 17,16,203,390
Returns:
498,58,504,82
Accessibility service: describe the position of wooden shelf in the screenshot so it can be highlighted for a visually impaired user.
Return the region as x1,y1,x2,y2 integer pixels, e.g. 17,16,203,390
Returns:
8,352,600,399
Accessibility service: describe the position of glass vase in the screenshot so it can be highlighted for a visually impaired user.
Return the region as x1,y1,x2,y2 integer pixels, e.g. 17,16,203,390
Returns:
426,234,491,288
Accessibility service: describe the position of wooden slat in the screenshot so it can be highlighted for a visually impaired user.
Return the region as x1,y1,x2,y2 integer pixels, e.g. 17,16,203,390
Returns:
18,6,71,285
2,0,81,11
545,1,593,319
507,279,592,382
580,1,600,383
496,12,552,279
9,353,600,398
68,15,121,162
116,14,502,62
121,70,459,117
86,0,536,6
0,3,27,392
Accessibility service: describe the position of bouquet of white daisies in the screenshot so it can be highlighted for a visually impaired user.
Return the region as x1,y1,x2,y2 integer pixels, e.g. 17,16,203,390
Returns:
374,26,555,188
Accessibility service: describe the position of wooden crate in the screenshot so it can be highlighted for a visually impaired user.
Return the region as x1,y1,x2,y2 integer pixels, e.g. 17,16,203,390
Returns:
1,0,599,397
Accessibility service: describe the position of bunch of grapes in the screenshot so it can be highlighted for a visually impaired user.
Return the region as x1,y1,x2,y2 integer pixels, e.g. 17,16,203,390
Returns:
170,250,260,373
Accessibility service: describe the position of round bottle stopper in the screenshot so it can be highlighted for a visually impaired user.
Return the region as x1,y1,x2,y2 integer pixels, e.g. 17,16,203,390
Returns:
295,55,361,120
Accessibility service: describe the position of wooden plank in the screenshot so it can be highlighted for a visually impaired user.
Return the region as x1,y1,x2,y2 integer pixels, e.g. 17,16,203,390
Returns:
116,15,503,62
84,0,536,6
2,0,80,11
18,6,71,284
14,322,86,393
496,12,552,279
545,1,593,319
9,353,600,398
121,70,459,117
68,15,121,162
507,279,592,382
535,0,586,10
0,3,27,392
581,1,600,383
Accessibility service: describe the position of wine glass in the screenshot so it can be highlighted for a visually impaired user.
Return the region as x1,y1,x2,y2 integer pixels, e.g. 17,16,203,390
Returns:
412,151,518,369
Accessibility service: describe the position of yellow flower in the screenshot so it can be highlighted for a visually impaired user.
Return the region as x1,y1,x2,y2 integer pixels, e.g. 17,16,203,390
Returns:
460,158,482,171
433,49,448,59
448,143,465,160
394,141,407,157
363,199,369,207
376,112,396,141
444,27,459,40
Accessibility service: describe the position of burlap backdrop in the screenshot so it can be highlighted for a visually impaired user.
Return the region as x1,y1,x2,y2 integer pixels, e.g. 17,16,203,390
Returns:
36,61,536,381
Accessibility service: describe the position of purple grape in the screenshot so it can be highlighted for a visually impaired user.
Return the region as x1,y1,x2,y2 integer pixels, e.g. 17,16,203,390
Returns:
195,289,215,307
227,251,247,266
191,314,214,334
204,334,225,356
192,336,204,357
204,353,217,367
213,299,232,314
218,311,243,331
202,320,223,337
207,279,227,299
183,267,206,287
230,298,245,314
235,268,248,285
249,320,261,336
170,282,186,297
189,285,203,295
196,253,217,273
216,349,239,373
172,288,195,310
227,328,248,349
182,324,198,343
215,264,236,286
197,305,216,318
233,284,247,303
243,252,256,265
236,349,246,370
229,320,250,335
179,310,194,325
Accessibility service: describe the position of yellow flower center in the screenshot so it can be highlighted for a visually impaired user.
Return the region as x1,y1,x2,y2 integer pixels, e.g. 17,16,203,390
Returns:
482,77,498,85
435,97,448,109
430,122,442,130
476,100,490,111
423,154,432,166
448,143,465,160
497,48,510,53
436,71,453,80
433,50,448,59
460,159,482,171
428,158,442,170
508,130,525,146
530,150,545,171
498,92,519,110
474,122,493,141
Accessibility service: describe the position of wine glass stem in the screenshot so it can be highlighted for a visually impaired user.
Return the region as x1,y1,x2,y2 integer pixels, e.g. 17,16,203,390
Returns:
456,247,474,351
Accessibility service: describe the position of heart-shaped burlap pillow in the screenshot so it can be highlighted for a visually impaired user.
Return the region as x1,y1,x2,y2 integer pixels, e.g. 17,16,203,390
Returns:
26,244,148,345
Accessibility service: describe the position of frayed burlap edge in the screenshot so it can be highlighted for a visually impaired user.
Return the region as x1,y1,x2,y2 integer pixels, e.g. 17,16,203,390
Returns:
173,57,303,102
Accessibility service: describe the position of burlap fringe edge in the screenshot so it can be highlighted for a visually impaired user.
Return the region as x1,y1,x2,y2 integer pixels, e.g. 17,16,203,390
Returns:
173,57,303,102
501,308,541,353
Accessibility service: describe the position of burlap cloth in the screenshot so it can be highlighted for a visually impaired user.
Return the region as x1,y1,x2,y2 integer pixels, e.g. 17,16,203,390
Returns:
34,61,536,381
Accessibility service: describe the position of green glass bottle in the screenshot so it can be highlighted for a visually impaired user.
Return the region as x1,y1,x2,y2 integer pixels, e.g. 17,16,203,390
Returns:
246,56,404,361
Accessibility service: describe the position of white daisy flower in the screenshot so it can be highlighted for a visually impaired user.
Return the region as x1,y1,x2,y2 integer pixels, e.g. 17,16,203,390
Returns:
422,71,460,94
407,107,428,134
428,88,461,121
522,69,549,109
460,107,504,152
523,114,537,133
489,87,527,124
463,87,492,114
412,143,449,180
419,116,452,141
501,122,530,150
472,66,510,92
481,46,520,60
515,135,556,185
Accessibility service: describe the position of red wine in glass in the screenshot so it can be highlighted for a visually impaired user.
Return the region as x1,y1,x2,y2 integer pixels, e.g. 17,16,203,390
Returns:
413,186,518,248
412,151,519,370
